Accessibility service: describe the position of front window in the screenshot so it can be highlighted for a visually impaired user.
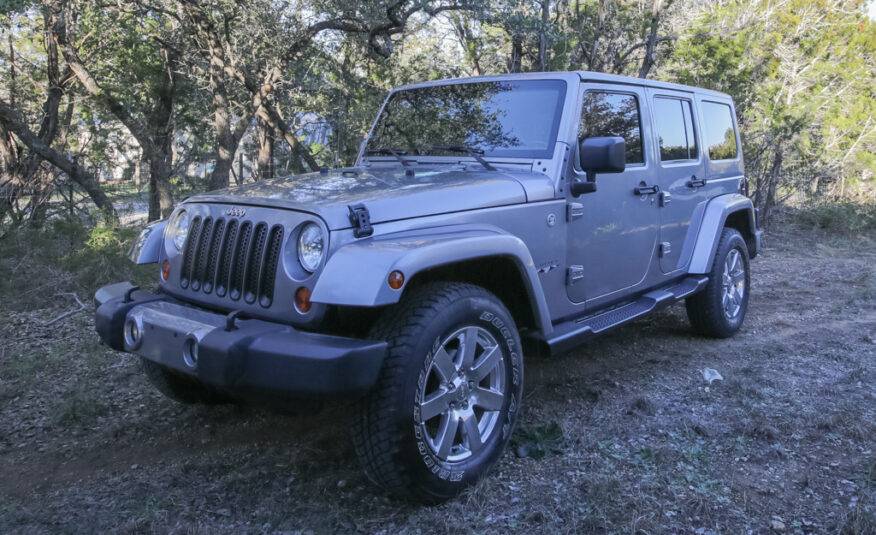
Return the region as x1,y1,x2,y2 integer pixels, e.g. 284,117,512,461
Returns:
365,80,567,159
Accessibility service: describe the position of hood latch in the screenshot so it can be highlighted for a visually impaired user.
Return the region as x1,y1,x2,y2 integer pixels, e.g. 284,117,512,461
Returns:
348,203,374,238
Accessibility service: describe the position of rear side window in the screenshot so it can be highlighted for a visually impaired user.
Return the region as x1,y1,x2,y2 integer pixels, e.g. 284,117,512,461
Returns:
580,92,644,164
653,97,698,161
701,101,739,160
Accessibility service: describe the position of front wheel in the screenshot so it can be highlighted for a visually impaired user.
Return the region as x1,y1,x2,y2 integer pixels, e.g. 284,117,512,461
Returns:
686,228,751,338
353,282,524,503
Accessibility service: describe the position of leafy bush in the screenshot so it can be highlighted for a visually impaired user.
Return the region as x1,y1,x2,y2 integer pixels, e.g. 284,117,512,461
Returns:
793,200,876,235
0,219,155,311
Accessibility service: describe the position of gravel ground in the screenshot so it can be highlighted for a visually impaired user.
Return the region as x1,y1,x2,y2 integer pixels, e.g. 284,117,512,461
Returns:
0,224,874,534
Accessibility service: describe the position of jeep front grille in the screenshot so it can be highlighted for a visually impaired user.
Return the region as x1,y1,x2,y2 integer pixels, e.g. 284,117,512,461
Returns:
179,216,284,308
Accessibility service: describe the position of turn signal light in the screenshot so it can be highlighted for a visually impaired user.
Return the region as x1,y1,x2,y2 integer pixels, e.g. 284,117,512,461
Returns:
161,259,171,281
295,286,312,313
388,270,405,290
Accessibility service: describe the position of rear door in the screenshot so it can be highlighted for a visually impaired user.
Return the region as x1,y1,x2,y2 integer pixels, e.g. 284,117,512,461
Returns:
647,89,707,273
566,84,659,304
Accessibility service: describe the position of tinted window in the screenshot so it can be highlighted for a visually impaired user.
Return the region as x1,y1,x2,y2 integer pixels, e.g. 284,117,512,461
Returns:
653,97,698,161
701,101,738,160
580,92,644,164
367,80,567,159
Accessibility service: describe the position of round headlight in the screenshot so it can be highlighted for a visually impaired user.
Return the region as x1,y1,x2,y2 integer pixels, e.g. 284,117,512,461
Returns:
297,223,325,273
167,209,190,251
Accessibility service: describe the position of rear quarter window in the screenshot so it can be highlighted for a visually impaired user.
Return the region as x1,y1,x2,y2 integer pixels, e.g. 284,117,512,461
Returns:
701,101,739,160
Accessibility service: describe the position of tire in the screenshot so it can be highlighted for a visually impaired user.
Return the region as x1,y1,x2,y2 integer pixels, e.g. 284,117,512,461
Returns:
140,358,228,405
353,282,524,503
686,228,751,338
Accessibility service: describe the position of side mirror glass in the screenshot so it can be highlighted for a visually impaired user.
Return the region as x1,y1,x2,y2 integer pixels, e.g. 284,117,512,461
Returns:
571,136,626,196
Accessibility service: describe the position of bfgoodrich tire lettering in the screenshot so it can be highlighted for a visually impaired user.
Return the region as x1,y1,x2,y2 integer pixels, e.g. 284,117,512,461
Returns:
353,282,523,503
686,227,751,338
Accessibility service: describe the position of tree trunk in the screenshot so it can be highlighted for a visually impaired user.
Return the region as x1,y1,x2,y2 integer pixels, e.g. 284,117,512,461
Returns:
508,34,523,73
638,0,672,79
256,116,275,180
538,0,550,71
145,46,177,220
148,154,174,221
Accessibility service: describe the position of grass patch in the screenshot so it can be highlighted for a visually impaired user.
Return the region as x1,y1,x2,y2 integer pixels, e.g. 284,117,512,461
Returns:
512,421,564,459
0,219,155,312
53,384,108,425
1,344,68,382
790,199,876,235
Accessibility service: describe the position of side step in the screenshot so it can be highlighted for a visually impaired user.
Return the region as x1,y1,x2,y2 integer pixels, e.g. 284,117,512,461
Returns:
535,275,708,357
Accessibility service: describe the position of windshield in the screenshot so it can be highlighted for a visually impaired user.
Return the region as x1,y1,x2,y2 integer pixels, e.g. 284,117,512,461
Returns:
365,80,567,160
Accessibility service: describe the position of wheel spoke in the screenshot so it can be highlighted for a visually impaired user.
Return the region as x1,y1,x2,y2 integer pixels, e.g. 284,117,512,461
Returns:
722,291,731,310
435,415,460,459
730,251,740,273
461,415,482,451
431,346,456,381
420,389,453,422
459,327,479,368
731,271,745,285
473,388,504,411
469,345,500,381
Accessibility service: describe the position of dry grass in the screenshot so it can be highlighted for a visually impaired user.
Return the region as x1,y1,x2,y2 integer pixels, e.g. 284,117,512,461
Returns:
0,218,874,534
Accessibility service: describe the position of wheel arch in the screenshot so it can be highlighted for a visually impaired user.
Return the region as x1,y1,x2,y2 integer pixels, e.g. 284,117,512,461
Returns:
311,225,552,336
688,194,761,274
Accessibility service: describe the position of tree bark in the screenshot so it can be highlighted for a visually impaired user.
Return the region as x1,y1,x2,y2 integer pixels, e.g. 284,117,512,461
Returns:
257,102,320,173
538,0,550,71
256,116,275,180
638,0,673,79
0,99,116,220
508,33,523,73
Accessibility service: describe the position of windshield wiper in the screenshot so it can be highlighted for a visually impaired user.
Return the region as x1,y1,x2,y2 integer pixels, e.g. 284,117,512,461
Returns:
430,145,496,171
364,147,412,167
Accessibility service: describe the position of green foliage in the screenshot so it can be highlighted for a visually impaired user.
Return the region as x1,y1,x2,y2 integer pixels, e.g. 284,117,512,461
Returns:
512,420,564,459
0,220,155,311
794,200,876,234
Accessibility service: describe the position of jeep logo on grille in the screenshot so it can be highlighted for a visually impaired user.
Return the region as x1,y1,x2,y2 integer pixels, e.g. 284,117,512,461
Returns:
225,207,246,218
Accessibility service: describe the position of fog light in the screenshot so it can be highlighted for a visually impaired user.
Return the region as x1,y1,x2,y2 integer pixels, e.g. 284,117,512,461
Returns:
388,270,405,290
161,259,171,281
295,286,312,313
182,337,199,369
124,317,143,349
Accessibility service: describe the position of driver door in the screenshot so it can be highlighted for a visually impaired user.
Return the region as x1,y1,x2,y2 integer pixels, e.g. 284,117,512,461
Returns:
565,84,660,305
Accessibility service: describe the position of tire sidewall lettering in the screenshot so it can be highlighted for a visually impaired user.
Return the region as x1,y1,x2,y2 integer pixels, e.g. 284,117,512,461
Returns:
408,301,523,483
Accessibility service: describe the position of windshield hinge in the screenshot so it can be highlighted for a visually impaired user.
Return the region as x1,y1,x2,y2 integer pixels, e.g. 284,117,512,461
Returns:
348,203,374,238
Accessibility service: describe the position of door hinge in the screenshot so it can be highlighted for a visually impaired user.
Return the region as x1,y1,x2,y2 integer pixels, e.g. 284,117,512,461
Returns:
347,203,373,238
567,202,584,221
659,191,672,207
567,265,585,284
659,242,672,257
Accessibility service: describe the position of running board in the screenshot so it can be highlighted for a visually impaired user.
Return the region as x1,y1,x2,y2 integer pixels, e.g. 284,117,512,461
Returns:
533,275,709,357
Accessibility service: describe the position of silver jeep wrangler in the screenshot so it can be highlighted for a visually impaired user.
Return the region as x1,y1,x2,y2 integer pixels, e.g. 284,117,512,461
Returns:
95,71,761,502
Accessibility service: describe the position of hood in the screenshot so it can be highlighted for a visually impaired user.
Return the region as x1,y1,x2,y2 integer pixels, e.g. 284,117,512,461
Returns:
187,165,552,230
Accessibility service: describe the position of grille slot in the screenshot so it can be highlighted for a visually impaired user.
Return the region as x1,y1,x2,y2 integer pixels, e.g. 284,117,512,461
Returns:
179,216,281,308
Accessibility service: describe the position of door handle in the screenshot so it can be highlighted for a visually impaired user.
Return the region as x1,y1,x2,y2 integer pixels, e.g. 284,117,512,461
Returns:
687,175,707,188
634,183,660,195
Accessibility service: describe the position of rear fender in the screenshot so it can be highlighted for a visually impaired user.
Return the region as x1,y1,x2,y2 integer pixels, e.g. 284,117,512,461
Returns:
311,225,552,335
689,194,760,274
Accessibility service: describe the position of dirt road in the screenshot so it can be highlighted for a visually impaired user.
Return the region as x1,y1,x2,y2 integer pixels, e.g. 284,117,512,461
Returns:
1,225,874,534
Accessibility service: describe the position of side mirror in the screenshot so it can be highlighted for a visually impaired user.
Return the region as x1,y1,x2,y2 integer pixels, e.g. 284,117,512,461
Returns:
570,137,626,196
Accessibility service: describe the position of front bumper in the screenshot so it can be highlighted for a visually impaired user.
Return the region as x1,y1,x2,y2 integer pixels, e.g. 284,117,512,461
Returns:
94,283,387,398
